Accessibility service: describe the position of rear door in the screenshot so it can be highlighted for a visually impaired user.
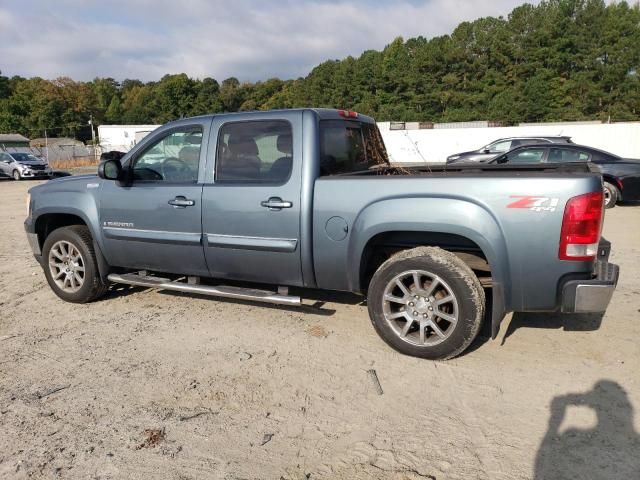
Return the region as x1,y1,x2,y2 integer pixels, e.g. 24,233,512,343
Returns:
201,111,303,286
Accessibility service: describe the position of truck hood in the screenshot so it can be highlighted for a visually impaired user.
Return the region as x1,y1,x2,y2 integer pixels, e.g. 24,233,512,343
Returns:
28,174,98,195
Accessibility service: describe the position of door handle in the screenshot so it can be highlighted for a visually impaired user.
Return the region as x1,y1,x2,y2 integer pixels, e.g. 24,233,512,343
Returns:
260,197,293,210
168,196,195,208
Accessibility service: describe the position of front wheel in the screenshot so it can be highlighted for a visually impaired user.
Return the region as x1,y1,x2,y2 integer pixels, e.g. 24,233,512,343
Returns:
367,247,485,360
603,182,619,209
12,169,21,181
42,225,109,303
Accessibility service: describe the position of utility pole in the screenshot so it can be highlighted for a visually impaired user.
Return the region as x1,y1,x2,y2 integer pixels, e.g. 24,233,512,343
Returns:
44,128,48,163
88,115,97,161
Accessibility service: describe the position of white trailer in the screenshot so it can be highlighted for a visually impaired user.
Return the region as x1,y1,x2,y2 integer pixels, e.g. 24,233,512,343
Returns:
98,125,160,153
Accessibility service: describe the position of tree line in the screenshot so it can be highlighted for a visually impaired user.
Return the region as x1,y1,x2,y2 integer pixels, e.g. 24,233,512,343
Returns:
0,0,639,142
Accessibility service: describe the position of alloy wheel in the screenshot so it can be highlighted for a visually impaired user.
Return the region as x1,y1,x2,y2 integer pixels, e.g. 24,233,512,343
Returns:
48,240,86,293
382,269,459,346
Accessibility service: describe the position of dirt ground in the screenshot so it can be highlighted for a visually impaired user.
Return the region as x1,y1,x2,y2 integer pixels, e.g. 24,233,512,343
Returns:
1,178,639,480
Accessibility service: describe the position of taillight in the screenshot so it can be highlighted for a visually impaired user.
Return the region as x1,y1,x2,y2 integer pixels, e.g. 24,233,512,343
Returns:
338,110,358,118
559,191,604,261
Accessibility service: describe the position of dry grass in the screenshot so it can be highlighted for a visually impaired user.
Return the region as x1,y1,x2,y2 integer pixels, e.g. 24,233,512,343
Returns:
49,156,98,169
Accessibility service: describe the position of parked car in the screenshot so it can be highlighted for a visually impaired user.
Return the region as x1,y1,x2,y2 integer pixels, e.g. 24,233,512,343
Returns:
446,136,573,164
25,109,618,360
490,143,640,208
0,152,52,180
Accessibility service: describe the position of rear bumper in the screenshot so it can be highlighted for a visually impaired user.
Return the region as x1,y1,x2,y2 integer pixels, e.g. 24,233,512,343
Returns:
560,260,619,313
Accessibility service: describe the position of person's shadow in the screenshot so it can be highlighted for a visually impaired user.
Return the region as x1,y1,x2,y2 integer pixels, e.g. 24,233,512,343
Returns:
534,380,640,479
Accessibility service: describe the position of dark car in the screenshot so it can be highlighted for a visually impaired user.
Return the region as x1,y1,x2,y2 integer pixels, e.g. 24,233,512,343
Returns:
491,143,640,208
446,136,573,164
0,152,53,180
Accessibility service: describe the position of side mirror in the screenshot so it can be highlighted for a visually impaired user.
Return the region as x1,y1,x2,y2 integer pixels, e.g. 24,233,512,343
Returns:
98,159,123,180
483,148,491,154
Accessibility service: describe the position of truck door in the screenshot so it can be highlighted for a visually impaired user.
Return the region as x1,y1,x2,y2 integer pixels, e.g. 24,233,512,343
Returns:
201,111,303,286
99,120,211,276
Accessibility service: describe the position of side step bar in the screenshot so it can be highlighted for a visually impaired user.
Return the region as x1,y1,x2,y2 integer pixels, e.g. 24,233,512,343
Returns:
107,272,302,306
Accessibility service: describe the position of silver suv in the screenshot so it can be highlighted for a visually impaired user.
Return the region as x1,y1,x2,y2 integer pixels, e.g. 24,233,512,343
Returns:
0,152,52,180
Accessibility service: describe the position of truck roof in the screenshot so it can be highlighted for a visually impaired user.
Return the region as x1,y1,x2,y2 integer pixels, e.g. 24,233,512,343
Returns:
165,108,376,126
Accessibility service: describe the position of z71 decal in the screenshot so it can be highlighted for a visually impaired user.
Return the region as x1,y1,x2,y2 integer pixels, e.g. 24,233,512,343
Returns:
507,196,559,212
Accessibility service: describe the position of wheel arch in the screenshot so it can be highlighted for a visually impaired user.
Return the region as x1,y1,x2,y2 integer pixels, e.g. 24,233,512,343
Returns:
602,175,622,194
348,197,512,338
34,210,110,282
35,212,89,250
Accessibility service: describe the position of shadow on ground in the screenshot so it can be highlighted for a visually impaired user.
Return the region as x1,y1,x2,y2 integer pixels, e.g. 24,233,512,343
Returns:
535,380,640,479
501,311,604,346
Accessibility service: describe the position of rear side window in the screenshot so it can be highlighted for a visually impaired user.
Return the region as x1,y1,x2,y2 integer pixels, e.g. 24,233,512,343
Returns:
319,120,388,176
216,120,293,184
547,148,590,163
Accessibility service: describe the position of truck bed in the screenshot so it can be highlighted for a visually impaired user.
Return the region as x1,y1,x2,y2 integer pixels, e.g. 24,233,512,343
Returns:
350,162,597,176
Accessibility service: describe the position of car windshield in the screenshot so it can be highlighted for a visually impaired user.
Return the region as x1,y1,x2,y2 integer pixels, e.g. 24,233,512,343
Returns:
11,153,42,162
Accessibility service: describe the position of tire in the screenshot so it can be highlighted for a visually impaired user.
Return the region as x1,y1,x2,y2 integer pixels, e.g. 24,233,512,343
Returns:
367,246,485,360
42,225,109,303
603,182,619,209
12,169,21,181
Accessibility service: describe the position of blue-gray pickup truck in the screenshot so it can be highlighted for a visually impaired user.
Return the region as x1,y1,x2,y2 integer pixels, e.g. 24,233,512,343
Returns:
24,109,619,359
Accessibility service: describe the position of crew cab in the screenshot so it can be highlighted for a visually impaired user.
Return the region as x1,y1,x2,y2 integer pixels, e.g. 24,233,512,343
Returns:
24,109,619,360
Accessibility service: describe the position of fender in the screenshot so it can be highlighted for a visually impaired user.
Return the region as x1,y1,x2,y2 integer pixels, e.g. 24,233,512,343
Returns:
32,190,106,257
347,196,512,338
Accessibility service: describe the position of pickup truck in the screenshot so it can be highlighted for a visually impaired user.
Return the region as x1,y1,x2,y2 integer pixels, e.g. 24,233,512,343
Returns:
24,109,619,360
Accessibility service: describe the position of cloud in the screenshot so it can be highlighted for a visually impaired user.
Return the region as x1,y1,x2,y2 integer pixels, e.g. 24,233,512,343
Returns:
0,0,535,82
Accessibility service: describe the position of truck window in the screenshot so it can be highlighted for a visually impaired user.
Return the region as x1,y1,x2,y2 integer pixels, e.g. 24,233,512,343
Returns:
547,148,590,163
216,120,293,184
319,120,388,176
505,147,546,163
132,128,202,183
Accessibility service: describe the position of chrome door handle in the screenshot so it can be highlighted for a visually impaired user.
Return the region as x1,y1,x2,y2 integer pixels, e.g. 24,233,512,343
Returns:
168,196,195,207
260,197,293,210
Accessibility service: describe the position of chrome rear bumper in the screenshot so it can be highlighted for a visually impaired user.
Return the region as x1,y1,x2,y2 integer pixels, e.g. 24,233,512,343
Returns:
561,260,619,313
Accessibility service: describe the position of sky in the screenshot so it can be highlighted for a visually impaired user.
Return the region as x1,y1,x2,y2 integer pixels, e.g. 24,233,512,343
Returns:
0,0,537,83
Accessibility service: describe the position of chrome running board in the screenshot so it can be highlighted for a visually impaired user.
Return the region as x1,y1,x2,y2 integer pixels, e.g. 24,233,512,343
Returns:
107,272,301,306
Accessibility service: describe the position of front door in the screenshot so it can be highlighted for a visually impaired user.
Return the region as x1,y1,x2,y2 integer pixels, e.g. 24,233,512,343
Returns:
202,112,303,286
100,121,210,276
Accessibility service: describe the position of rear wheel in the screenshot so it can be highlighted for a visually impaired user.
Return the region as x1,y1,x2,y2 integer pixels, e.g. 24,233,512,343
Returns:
42,225,109,303
603,181,619,209
367,247,485,360
12,169,21,181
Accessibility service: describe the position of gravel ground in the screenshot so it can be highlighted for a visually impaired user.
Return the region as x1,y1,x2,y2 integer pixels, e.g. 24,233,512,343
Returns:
1,178,639,479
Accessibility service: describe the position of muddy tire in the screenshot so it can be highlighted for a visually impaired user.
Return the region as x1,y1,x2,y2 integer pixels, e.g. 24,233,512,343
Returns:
42,225,109,303
603,181,619,209
367,247,485,360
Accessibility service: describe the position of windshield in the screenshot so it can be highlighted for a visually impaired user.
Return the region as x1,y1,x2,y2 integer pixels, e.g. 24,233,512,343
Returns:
11,153,42,162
